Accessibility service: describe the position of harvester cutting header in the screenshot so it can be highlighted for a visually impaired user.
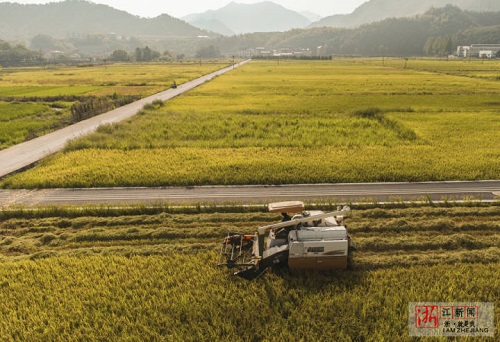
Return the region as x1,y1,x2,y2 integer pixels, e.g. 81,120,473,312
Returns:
218,201,354,280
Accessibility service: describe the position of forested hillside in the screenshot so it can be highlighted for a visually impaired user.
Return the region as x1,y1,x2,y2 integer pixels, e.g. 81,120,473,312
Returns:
312,0,500,28
217,6,500,56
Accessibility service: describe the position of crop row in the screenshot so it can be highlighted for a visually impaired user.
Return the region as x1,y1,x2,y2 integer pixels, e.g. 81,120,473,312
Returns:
1,204,498,262
4,143,499,188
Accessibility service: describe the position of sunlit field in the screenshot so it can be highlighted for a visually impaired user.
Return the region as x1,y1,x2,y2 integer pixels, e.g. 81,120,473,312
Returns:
0,62,230,149
2,58,498,188
0,62,230,97
1,59,498,340
0,203,498,340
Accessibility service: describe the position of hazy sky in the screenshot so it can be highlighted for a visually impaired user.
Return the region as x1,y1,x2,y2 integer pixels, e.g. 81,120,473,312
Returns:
6,0,368,18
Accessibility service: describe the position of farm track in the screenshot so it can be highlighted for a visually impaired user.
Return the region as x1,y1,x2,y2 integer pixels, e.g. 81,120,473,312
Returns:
1,180,499,206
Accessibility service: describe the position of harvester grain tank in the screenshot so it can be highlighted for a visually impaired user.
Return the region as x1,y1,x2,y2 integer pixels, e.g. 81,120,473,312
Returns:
218,201,354,279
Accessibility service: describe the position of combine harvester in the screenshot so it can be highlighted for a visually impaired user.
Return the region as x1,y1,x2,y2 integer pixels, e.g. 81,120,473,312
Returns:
218,201,354,280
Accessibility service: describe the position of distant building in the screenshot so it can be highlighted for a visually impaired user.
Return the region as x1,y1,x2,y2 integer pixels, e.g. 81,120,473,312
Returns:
279,48,293,57
293,48,312,57
456,46,470,57
43,50,65,59
479,50,493,58
457,44,500,58
317,45,326,57
239,47,311,58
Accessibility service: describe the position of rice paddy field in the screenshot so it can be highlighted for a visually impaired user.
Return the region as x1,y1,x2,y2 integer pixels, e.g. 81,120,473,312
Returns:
1,58,498,188
0,61,230,149
0,202,498,340
0,58,499,340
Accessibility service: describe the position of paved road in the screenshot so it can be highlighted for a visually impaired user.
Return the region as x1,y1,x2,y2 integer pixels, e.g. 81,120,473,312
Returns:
0,60,250,178
0,181,498,207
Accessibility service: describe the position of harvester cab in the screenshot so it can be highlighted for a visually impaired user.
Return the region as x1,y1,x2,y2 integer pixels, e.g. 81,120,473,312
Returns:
218,201,353,280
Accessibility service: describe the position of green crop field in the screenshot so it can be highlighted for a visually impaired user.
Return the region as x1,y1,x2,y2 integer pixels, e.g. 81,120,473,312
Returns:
0,101,72,149
0,62,230,149
2,59,499,188
0,202,498,340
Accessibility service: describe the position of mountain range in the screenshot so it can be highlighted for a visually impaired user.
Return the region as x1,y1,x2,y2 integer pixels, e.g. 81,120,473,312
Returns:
0,0,208,40
1,0,499,41
0,0,499,60
183,0,500,35
182,1,310,35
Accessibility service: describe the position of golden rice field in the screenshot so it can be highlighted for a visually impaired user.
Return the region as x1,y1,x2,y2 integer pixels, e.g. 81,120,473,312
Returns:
0,62,229,97
2,58,499,188
1,59,498,341
0,203,498,340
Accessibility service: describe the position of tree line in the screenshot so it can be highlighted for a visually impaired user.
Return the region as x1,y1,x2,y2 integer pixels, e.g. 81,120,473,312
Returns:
0,38,223,66
0,41,43,67
0,40,173,67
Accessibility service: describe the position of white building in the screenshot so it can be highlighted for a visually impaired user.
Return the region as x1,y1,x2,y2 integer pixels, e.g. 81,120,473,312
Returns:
479,50,493,58
457,44,500,58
